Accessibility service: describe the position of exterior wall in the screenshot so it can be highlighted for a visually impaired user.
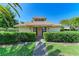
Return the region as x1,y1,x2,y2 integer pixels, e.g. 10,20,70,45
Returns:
47,27,60,32
18,26,60,32
18,27,33,32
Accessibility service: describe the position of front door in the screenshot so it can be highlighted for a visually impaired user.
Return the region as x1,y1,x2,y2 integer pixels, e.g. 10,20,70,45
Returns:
33,27,46,40
37,27,43,39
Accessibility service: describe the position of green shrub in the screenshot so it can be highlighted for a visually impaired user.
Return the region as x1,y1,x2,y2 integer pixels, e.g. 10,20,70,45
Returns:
44,31,79,43
0,32,36,44
0,32,17,44
16,32,36,42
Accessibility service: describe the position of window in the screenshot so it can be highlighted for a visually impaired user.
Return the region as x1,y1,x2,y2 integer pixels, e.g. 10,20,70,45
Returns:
42,27,46,32
33,27,37,32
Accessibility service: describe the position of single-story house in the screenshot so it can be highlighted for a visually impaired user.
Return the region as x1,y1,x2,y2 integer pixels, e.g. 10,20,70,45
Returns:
15,17,61,39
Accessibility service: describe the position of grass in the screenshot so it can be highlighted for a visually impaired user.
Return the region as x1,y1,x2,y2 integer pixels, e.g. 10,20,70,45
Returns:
46,42,79,56
0,42,35,56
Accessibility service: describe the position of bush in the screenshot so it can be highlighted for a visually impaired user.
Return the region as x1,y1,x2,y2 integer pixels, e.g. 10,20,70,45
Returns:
44,31,79,43
0,32,36,44
16,32,36,42
0,32,17,44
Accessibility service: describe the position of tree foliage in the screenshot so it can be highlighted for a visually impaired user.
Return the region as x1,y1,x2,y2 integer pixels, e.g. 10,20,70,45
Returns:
60,19,70,26
70,17,79,27
0,5,18,28
60,17,79,30
0,3,22,29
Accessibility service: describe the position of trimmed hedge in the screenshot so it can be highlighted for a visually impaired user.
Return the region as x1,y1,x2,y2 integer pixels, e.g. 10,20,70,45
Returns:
0,32,16,44
0,32,36,44
16,32,36,42
44,31,79,43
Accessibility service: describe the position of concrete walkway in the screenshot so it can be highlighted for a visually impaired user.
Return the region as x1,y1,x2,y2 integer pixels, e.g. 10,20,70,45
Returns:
33,39,47,56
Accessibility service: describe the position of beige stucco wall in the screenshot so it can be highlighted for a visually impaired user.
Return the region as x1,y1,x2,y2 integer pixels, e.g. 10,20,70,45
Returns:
47,27,60,32
18,27,33,32
18,26,60,32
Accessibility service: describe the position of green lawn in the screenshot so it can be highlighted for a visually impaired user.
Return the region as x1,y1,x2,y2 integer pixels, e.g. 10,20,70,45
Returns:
46,42,79,56
0,42,35,56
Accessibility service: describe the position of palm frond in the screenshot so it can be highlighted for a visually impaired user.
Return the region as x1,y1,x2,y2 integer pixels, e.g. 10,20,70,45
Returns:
13,3,22,10
8,3,20,17
0,3,22,27
0,5,11,16
0,5,14,27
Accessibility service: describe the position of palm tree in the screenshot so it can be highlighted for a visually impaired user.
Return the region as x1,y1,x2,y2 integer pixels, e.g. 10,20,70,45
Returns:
0,3,22,17
0,3,22,29
8,3,22,17
0,3,22,31
0,6,18,29
0,3,22,25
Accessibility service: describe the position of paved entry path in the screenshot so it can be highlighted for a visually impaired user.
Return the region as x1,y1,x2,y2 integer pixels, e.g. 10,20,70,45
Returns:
33,39,47,56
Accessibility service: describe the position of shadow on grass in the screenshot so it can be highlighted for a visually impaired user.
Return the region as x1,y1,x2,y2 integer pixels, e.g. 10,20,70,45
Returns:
47,45,63,56
0,43,35,56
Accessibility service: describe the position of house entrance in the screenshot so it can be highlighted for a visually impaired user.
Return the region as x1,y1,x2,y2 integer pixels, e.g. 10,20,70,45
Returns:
37,27,43,39
33,27,46,40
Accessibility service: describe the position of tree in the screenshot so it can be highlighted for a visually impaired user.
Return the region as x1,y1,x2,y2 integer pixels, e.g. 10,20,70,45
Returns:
5,6,18,27
0,3,22,17
60,17,79,31
60,19,72,31
8,3,22,17
60,19,70,26
0,6,18,28
70,17,79,27
0,3,22,28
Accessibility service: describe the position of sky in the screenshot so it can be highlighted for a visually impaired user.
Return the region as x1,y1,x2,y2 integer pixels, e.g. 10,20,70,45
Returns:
1,3,79,24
